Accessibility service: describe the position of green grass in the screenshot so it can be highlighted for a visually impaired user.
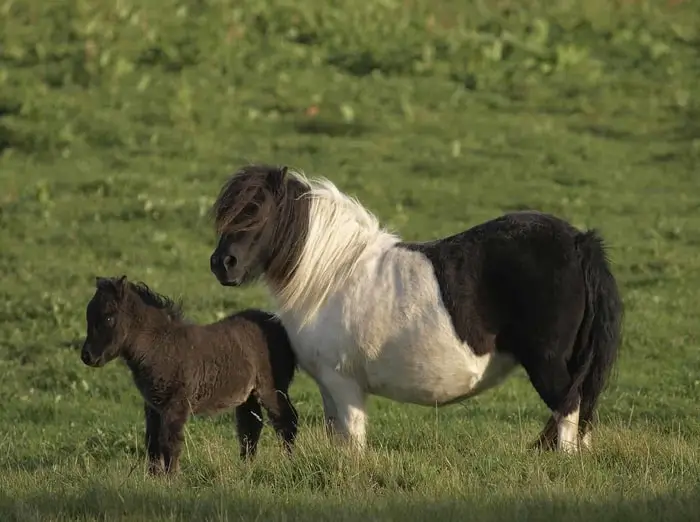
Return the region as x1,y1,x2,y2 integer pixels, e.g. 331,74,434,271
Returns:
1,0,700,520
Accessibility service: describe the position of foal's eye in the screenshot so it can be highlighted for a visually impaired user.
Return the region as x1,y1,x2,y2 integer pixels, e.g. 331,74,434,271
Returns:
105,316,115,326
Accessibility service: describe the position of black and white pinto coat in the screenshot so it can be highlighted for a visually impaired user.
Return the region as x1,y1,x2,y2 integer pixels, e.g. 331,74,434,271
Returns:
209,165,623,454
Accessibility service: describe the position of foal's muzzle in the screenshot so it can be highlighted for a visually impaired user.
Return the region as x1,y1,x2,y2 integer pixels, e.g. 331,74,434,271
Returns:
80,344,104,367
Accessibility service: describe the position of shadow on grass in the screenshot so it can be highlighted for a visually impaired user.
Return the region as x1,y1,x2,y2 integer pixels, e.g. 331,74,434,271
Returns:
1,486,698,522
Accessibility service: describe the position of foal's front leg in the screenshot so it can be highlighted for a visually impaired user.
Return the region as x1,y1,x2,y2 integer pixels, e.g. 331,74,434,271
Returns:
159,402,189,474
144,403,164,475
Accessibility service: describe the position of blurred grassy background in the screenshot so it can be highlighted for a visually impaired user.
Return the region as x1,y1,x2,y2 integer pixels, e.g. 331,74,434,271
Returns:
1,0,699,520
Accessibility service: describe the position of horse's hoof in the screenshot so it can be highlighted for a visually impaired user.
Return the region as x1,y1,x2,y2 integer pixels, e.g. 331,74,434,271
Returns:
580,431,593,451
530,434,557,452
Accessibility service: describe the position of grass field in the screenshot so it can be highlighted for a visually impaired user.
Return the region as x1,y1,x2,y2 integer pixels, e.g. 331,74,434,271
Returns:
2,0,700,520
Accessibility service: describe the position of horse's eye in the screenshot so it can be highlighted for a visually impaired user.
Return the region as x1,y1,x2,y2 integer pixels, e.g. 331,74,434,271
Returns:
105,316,115,326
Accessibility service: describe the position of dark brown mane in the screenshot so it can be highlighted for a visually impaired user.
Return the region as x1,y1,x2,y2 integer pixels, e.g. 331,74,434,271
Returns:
127,280,184,320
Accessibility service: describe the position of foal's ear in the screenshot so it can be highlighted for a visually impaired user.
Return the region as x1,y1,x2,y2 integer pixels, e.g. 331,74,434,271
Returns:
113,275,128,298
95,275,127,298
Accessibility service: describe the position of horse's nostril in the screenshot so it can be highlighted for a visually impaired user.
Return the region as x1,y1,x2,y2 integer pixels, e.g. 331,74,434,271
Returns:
223,255,237,270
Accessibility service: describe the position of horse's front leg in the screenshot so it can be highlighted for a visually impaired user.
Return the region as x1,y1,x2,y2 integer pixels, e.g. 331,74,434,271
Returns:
317,381,338,437
316,367,367,451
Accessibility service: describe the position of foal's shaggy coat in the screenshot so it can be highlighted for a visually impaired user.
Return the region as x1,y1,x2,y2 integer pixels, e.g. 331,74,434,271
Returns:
80,276,298,474
209,165,623,454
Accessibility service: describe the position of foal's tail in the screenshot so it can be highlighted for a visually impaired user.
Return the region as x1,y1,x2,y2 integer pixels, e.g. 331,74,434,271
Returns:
570,230,623,432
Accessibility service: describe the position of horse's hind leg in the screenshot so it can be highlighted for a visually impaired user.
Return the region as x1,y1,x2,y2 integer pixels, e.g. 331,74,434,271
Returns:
531,415,558,452
235,395,264,459
557,398,580,453
518,347,581,454
580,427,593,450
578,407,596,451
258,387,299,455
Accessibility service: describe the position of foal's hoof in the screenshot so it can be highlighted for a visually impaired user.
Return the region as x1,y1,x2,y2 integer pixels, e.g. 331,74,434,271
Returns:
148,461,179,477
147,465,165,477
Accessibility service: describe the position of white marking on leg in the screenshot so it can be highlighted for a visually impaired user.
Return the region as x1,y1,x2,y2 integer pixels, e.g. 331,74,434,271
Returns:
557,402,580,454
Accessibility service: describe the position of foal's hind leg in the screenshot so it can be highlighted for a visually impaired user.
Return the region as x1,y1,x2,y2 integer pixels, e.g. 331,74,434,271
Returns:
258,388,299,454
235,395,264,460
159,402,189,474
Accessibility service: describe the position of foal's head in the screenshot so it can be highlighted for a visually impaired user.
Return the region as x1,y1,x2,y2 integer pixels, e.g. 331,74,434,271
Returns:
209,164,310,288
80,275,182,367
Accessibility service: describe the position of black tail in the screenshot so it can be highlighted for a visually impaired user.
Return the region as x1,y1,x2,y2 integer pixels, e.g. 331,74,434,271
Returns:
569,230,623,433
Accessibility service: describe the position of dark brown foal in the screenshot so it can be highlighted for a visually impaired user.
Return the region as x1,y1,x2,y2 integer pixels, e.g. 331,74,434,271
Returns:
80,275,299,475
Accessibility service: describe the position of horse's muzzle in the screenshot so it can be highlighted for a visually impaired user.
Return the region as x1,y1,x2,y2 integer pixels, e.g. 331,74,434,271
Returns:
210,254,245,287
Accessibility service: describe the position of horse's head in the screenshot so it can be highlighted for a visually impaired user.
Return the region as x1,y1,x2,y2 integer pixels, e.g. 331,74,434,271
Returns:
209,164,310,288
81,275,130,367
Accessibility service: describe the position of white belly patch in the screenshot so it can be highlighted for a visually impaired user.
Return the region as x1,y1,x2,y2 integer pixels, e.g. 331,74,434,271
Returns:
364,344,517,406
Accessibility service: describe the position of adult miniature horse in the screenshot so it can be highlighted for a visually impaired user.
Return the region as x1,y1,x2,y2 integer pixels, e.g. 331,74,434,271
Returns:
208,164,623,454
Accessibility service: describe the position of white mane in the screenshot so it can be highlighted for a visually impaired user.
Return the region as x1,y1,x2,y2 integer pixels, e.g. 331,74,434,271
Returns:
270,171,400,326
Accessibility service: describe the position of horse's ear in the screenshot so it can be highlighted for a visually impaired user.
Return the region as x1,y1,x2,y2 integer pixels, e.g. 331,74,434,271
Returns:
95,276,110,289
267,166,289,188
